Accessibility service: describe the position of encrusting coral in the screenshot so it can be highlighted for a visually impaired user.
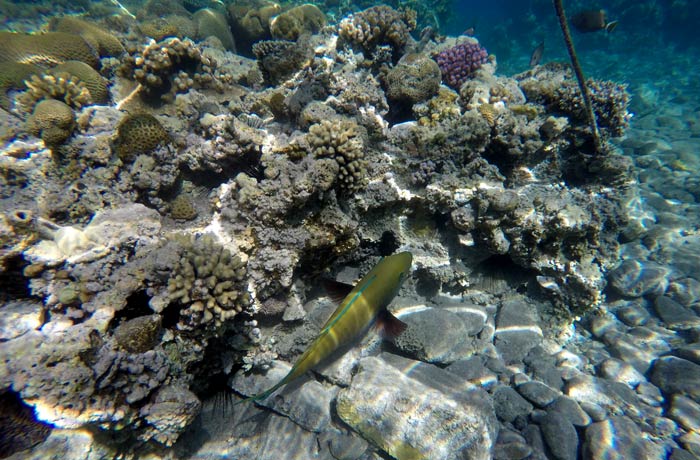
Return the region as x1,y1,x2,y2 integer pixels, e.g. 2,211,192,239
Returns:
112,113,171,163
307,119,367,192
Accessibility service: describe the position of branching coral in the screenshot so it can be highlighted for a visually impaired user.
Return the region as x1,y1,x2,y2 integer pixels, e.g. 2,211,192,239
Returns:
307,119,367,192
18,70,93,113
151,233,251,332
119,37,231,102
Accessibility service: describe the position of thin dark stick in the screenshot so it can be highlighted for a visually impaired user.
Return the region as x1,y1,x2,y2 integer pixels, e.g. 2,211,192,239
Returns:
553,0,603,153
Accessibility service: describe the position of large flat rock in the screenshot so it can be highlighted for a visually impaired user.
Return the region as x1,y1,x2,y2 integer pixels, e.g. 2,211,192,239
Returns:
336,354,497,460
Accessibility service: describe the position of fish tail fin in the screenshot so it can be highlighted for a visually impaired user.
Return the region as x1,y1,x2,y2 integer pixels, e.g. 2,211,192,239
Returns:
234,380,285,406
605,20,619,33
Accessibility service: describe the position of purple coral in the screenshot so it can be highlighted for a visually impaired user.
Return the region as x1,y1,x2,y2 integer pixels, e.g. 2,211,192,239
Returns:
435,42,489,89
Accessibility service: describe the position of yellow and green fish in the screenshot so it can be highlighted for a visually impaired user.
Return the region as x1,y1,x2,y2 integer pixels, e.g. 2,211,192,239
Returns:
238,251,413,404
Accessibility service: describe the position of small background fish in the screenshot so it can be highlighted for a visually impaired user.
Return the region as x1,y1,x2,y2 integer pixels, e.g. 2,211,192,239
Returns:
529,42,544,67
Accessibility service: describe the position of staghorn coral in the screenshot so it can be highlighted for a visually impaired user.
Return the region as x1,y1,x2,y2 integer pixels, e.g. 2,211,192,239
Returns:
252,38,312,86
0,31,99,69
383,52,441,105
150,233,251,332
307,119,367,192
120,37,230,102
48,16,125,58
338,5,415,60
270,3,327,41
113,113,170,163
26,99,75,147
194,8,236,52
0,62,38,111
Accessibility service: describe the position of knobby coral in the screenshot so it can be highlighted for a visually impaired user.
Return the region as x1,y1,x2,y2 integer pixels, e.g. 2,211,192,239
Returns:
307,119,367,192
435,40,489,90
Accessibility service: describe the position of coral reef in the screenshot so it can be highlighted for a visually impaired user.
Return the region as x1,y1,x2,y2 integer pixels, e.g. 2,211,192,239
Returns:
517,63,631,140
270,4,327,41
338,5,416,60
26,99,76,147
0,31,99,68
112,113,171,163
435,39,490,90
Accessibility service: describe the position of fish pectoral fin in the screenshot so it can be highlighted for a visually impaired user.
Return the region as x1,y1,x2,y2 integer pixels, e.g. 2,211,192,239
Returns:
322,278,356,304
375,309,408,338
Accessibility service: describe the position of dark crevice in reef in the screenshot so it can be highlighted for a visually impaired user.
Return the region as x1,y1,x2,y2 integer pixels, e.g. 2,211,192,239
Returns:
0,254,32,302
0,390,52,458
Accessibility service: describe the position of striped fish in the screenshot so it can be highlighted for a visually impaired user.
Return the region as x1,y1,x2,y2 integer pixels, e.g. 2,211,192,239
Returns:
238,251,413,404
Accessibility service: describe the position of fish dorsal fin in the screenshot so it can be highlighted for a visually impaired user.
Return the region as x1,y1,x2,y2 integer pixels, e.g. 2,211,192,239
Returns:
375,310,407,338
322,278,355,304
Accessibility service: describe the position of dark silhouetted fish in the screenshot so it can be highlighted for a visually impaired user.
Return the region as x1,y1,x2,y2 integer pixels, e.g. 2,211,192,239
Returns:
530,42,544,67
463,26,476,37
570,10,618,33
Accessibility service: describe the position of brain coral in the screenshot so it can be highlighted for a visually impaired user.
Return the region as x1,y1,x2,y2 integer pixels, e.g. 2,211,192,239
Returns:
307,119,367,192
26,99,76,147
228,0,282,54
194,8,236,52
137,15,198,41
48,16,125,57
0,31,99,68
53,60,109,104
252,38,311,86
113,113,170,163
338,5,415,58
270,3,327,41
384,53,441,105
0,62,38,111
